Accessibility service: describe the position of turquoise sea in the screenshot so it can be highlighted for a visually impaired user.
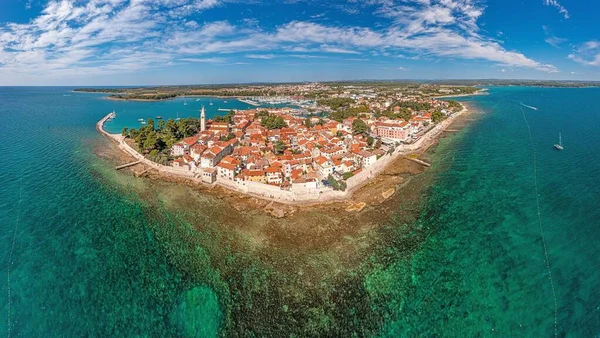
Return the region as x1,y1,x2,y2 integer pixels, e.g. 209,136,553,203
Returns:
0,86,598,336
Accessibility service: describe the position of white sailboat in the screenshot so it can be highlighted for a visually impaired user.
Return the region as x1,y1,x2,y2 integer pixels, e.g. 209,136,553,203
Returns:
209,99,213,106
175,112,180,121
554,132,563,150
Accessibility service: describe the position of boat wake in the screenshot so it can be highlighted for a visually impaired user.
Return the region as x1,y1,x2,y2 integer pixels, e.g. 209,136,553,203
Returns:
520,102,539,111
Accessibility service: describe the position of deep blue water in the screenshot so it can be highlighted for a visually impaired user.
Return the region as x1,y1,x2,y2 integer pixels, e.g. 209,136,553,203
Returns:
0,86,598,336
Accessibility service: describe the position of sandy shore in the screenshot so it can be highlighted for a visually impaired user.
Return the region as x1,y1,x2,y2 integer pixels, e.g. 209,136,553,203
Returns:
97,101,474,209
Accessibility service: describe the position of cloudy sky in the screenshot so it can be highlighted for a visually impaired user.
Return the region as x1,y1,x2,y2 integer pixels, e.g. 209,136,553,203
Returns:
0,0,597,85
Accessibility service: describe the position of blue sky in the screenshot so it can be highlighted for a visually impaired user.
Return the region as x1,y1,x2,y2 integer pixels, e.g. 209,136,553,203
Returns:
0,0,598,85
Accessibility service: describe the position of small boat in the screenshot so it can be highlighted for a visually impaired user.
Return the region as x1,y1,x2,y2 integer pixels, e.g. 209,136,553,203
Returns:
554,132,563,150
141,121,147,125
224,100,228,103
137,118,144,122
156,116,163,119
209,100,213,106
196,99,200,102
175,112,181,121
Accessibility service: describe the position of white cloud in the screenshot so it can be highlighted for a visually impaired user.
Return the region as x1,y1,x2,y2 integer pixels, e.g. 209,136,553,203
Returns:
568,40,600,67
246,54,276,59
543,0,570,19
0,0,559,84
180,57,225,63
542,25,567,48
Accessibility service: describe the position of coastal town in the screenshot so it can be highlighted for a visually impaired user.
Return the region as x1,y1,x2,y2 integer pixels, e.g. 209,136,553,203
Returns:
102,82,475,202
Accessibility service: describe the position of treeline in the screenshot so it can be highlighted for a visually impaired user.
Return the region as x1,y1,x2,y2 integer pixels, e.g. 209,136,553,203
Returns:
375,108,412,121
110,92,180,100
394,101,432,111
74,88,127,93
257,111,287,130
445,100,462,111
328,105,369,122
122,117,204,164
317,97,355,110
213,110,236,123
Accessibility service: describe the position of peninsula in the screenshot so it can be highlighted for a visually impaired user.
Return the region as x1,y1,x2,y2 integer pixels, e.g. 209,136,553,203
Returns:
77,81,479,101
98,82,479,204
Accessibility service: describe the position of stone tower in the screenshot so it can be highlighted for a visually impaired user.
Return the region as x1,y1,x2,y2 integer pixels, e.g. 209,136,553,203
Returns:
200,106,206,132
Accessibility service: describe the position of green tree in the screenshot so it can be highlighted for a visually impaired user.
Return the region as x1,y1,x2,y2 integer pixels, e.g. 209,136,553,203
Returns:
261,115,287,130
367,136,374,147
121,127,129,137
343,172,354,180
432,110,444,123
157,119,165,130
274,140,287,155
146,118,155,130
317,97,354,109
142,131,158,152
352,119,369,135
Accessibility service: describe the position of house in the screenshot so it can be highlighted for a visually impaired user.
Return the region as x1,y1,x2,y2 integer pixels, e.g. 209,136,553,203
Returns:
200,144,233,168
238,169,266,183
171,143,186,156
202,168,217,184
208,121,230,134
171,157,187,169
313,156,334,179
355,150,377,168
190,144,207,161
372,121,409,141
264,166,283,185
291,177,318,190
216,162,237,181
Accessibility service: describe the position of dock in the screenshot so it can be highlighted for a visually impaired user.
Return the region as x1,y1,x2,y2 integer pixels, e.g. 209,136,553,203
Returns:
444,129,459,132
115,160,141,170
218,108,233,112
404,156,431,167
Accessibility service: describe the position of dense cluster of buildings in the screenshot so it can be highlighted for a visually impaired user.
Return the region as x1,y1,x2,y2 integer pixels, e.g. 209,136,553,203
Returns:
168,96,457,190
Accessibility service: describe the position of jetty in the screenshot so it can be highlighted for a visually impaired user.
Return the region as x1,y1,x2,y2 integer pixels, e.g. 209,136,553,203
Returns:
218,108,232,112
115,160,141,170
239,99,260,106
404,156,431,167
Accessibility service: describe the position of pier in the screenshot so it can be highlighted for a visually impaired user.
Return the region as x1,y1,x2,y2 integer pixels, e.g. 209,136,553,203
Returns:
239,99,260,106
404,156,431,167
115,160,141,170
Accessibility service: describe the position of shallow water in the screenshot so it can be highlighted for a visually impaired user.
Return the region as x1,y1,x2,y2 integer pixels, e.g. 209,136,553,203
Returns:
0,86,598,336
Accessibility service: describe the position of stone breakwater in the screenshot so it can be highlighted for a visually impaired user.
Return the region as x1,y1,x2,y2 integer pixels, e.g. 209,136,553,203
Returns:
97,104,469,205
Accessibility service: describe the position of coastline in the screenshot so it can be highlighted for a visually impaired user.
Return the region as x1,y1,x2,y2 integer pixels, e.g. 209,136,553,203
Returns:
97,101,474,206
434,88,488,99
89,92,252,102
